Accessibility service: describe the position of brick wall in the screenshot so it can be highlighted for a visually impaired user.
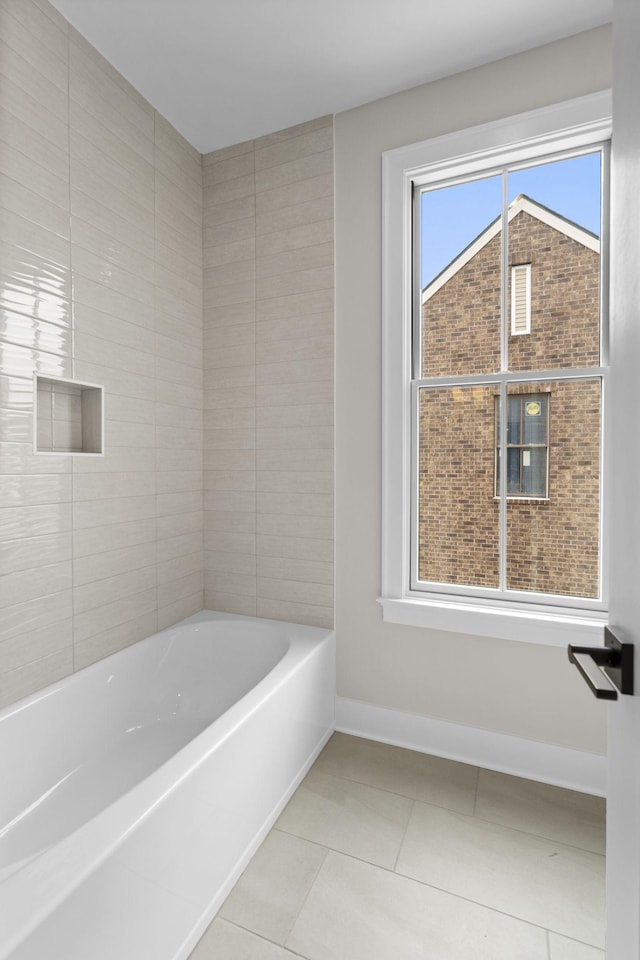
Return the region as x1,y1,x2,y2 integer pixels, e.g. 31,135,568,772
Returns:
419,210,600,597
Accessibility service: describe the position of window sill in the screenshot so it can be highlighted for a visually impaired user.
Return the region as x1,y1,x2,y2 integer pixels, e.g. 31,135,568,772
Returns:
378,595,607,647
492,497,550,503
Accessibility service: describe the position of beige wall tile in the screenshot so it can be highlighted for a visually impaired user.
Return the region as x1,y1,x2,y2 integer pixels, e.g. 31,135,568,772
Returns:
157,511,203,541
0,617,71,673
257,513,333,540
205,175,255,206
203,140,254,166
0,137,68,208
204,585,257,617
256,242,333,280
257,448,334,473
157,550,203,585
0,72,68,152
256,597,333,629
0,172,69,237
256,218,333,257
257,264,333,301
254,115,332,151
0,589,72,644
256,195,333,237
256,380,333,407
204,490,255,513
1,6,336,710
256,287,333,321
73,542,156,587
255,125,333,172
69,32,152,131
2,0,68,61
73,564,156,615
256,335,333,365
73,610,157,670
157,591,203,630
0,645,73,712
158,570,203,606
73,587,157,644
255,173,333,215
0,560,71,608
205,550,256,575
257,426,333,451
157,531,203,563
258,470,332,494
256,358,333,386
69,80,154,166
257,556,333,585
257,534,333,563
204,194,255,227
204,151,255,185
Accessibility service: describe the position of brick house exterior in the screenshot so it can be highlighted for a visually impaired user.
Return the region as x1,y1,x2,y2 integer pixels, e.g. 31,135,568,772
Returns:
418,196,601,598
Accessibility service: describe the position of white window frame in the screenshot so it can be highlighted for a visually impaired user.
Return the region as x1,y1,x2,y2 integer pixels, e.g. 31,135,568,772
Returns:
380,91,612,648
511,264,531,335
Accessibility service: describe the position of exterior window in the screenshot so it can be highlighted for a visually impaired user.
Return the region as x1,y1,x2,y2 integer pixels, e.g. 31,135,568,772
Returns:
495,394,549,498
381,93,611,642
511,264,531,335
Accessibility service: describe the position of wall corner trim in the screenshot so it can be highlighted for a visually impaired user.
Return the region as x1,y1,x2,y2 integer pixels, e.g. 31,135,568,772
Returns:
335,697,606,797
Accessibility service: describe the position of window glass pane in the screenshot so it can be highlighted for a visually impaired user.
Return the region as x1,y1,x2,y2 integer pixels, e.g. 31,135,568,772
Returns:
506,379,601,598
506,448,520,495
506,397,521,444
497,394,549,497
507,153,601,371
418,386,499,587
521,395,548,444
524,447,547,497
421,175,502,377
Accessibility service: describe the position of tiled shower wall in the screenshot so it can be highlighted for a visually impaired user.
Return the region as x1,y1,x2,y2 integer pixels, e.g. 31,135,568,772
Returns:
203,119,334,628
0,0,203,709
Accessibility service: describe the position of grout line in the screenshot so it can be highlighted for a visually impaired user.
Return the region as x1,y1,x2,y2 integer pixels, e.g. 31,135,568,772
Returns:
220,919,310,959
546,928,552,960
472,764,480,815
392,797,414,873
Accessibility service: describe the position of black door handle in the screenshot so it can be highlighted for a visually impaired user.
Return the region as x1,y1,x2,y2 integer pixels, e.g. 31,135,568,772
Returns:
568,627,634,700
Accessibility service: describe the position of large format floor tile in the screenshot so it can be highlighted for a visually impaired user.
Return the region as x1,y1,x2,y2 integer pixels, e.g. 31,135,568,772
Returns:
190,918,300,960
275,769,413,868
475,769,606,854
312,733,478,815
187,735,606,960
548,933,606,959
219,829,327,944
395,801,605,948
286,851,548,960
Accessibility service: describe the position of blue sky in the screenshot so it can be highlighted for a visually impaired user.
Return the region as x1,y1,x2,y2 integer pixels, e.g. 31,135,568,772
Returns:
421,151,602,287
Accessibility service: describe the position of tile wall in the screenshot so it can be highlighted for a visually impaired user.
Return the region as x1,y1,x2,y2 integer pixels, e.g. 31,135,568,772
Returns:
0,0,203,709
203,118,334,628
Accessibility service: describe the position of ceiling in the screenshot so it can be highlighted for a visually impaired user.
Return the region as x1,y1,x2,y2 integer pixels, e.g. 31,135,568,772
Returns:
49,0,612,155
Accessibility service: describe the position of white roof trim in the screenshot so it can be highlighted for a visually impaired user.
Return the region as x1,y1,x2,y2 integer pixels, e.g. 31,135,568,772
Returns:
422,195,600,304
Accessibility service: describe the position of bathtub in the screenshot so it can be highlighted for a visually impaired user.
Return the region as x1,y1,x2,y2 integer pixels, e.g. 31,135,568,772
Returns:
0,610,335,960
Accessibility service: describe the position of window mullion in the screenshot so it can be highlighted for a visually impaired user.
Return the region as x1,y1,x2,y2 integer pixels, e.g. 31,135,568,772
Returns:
499,171,509,593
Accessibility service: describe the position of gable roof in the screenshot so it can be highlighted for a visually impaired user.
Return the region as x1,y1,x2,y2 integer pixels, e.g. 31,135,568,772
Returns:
421,194,600,305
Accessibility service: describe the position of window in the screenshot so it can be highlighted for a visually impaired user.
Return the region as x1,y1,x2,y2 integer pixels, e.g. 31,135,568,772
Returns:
495,394,548,498
381,92,611,645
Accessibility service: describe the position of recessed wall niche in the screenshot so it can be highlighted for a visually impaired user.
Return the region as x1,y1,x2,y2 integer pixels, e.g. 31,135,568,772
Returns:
34,375,104,456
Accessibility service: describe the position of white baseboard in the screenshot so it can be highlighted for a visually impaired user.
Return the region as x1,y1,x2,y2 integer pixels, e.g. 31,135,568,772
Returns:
335,697,607,797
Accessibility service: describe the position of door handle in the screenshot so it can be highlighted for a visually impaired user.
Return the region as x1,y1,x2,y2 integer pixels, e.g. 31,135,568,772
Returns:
568,627,634,700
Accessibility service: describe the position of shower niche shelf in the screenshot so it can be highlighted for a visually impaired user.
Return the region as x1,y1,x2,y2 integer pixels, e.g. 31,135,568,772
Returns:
34,375,104,456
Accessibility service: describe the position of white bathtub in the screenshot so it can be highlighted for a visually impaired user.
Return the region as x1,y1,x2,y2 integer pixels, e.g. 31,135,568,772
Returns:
0,610,335,960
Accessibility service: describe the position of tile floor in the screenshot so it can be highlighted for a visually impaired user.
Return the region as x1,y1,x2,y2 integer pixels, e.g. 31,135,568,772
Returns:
189,733,606,960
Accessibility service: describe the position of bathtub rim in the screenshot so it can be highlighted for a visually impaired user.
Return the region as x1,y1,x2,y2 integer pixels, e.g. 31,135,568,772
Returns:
0,610,335,960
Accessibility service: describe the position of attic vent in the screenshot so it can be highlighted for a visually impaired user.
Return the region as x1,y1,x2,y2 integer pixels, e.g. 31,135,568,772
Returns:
511,263,531,335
